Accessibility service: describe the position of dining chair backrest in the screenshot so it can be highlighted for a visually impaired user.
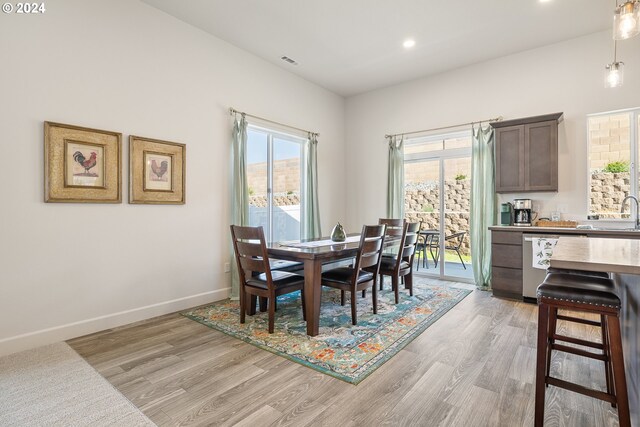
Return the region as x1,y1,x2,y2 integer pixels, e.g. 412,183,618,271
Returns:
378,218,405,240
445,231,466,249
230,225,273,287
401,221,421,262
354,224,386,272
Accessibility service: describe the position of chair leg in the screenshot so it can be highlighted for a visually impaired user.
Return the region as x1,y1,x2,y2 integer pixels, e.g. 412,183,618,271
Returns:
248,294,257,316
545,308,558,385
372,282,378,314
601,315,614,406
607,314,631,427
423,247,427,268
259,296,268,312
379,275,384,291
405,272,413,297
351,291,358,325
240,286,246,324
457,249,466,269
535,302,550,427
341,290,345,306
392,276,399,304
362,289,366,298
415,251,420,271
430,247,438,267
268,295,276,334
301,288,306,321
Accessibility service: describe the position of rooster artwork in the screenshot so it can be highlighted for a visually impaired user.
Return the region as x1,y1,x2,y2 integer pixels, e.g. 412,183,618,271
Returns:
150,159,169,181
144,153,172,191
73,151,98,176
67,142,104,187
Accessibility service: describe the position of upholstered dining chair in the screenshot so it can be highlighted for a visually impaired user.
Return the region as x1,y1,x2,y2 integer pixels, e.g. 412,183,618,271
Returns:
320,224,386,325
370,221,421,303
230,225,306,333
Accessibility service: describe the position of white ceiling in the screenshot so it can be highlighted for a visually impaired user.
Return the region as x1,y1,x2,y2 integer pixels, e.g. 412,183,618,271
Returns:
142,0,611,96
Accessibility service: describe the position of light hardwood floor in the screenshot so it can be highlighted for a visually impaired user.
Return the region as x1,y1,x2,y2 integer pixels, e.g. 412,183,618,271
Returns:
68,281,620,426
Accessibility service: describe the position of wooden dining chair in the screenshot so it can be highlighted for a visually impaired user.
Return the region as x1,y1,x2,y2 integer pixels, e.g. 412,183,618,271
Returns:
230,225,306,333
321,224,386,325
371,221,421,303
377,218,405,289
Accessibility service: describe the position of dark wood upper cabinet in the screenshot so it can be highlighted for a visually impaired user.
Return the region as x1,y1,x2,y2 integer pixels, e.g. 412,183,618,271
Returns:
492,113,562,193
495,125,525,192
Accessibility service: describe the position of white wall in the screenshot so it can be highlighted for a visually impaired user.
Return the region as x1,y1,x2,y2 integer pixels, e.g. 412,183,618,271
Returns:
0,0,345,355
345,31,640,230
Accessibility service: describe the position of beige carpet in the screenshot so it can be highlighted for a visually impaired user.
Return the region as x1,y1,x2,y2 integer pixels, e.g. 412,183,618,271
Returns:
0,342,155,426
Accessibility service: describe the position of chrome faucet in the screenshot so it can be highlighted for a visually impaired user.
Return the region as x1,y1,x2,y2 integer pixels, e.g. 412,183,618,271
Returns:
621,195,640,230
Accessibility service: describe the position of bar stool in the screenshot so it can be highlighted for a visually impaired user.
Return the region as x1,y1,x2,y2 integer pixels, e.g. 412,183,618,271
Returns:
535,272,631,427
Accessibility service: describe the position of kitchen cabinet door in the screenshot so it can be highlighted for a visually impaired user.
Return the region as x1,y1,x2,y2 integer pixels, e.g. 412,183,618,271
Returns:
525,120,558,191
495,125,525,192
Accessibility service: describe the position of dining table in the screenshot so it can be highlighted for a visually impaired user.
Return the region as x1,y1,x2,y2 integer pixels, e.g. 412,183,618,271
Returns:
265,234,363,336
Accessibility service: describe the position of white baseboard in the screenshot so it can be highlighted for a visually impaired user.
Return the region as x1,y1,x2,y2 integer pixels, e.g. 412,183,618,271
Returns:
0,288,230,357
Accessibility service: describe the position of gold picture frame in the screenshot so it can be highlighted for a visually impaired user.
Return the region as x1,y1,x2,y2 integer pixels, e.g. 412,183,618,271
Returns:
129,135,185,204
44,122,122,203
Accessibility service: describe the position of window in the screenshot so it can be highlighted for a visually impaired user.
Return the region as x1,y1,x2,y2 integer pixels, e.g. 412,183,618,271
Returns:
587,108,640,219
246,125,306,243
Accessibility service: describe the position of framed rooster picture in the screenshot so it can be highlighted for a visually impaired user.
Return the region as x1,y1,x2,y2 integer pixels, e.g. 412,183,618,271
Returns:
129,136,185,204
44,122,122,203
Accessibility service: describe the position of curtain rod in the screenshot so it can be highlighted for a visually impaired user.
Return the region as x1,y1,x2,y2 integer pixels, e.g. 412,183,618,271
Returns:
229,108,319,137
385,116,503,139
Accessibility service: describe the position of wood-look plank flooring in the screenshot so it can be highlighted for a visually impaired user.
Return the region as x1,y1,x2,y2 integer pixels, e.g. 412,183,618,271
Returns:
68,282,620,426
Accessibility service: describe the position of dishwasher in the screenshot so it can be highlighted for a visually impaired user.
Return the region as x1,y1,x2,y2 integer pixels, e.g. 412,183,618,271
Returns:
522,233,589,300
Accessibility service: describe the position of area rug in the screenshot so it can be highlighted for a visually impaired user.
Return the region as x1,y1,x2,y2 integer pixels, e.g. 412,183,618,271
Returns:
183,280,471,384
0,342,155,426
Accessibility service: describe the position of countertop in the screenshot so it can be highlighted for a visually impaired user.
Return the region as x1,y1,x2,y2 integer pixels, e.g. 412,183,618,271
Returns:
550,236,640,275
489,225,640,237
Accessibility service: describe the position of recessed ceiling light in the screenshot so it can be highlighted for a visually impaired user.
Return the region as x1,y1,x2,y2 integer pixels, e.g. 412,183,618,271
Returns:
539,0,552,3
403,39,416,49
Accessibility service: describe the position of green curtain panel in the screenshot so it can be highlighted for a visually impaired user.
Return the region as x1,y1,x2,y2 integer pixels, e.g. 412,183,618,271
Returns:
470,124,496,289
387,135,405,219
230,114,249,300
304,133,322,239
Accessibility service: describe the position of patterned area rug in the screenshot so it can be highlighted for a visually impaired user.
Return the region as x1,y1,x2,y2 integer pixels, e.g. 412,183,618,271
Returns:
183,280,472,384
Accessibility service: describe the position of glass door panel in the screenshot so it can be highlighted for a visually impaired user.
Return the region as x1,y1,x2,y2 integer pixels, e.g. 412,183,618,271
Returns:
443,157,473,280
272,138,302,242
247,129,269,236
405,159,440,272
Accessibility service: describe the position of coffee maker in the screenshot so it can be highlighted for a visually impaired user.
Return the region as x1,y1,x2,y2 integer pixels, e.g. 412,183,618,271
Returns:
513,199,533,226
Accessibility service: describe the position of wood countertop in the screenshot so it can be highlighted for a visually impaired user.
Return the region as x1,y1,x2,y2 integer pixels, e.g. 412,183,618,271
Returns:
550,236,640,275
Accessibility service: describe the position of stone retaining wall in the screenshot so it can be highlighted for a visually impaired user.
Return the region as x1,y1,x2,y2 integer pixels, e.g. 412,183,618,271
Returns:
249,194,299,208
404,179,471,255
590,172,631,219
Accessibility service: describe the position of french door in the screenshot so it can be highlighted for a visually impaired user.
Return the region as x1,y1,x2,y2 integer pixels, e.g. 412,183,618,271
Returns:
246,125,305,243
404,131,474,282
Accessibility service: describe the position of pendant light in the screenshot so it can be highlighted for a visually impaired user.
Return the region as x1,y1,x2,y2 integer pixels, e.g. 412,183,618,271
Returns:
605,41,624,88
613,0,640,40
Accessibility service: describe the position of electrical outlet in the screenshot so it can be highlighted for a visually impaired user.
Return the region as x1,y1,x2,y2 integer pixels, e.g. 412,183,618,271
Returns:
557,204,568,214
224,262,230,273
